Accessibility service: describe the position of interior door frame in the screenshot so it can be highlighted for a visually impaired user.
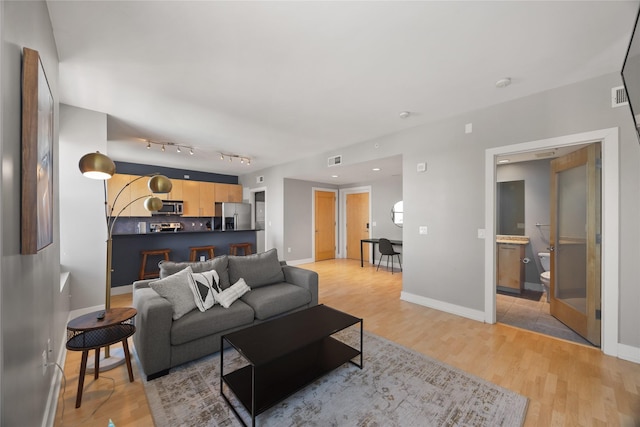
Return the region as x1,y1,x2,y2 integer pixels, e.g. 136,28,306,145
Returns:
311,187,338,261
339,186,372,260
250,186,267,253
484,128,619,356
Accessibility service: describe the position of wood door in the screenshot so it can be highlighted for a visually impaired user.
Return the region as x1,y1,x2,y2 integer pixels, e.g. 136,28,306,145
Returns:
315,191,335,261
550,143,601,346
346,192,369,261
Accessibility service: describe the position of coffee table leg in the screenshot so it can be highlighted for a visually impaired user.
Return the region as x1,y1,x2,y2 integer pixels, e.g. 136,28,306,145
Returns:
76,350,89,408
122,339,134,382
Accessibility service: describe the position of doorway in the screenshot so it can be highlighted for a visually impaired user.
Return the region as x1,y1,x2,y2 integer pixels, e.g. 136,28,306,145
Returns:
339,186,371,261
484,128,619,356
314,189,337,261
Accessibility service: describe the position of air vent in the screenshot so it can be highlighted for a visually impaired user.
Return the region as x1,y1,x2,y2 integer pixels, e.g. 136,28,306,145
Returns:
327,155,342,167
534,151,556,159
612,86,628,108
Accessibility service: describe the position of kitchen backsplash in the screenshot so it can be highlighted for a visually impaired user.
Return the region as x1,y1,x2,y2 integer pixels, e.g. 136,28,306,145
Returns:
112,216,214,234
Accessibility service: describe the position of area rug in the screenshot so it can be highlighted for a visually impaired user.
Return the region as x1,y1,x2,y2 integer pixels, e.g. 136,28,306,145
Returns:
141,331,528,426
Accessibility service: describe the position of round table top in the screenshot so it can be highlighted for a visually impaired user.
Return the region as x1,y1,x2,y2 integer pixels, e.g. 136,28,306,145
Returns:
67,307,137,332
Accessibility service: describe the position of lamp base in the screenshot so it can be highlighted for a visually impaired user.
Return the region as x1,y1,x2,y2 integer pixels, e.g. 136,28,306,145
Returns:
86,347,127,374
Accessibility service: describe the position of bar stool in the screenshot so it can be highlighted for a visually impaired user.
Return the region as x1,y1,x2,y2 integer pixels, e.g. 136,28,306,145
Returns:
189,245,216,262
229,242,252,256
139,249,171,280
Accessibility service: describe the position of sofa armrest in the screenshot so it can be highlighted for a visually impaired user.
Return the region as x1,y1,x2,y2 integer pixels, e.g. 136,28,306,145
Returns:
282,265,318,306
132,287,173,379
133,278,156,291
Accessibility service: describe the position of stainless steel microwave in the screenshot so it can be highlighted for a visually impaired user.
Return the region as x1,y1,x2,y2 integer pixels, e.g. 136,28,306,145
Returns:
152,200,183,216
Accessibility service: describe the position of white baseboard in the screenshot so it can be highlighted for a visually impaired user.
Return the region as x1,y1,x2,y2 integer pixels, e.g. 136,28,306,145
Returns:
617,343,640,364
41,325,69,427
112,284,133,296
400,291,485,322
286,258,314,266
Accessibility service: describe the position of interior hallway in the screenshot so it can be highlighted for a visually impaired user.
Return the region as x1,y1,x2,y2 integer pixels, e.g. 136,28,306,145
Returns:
54,259,639,426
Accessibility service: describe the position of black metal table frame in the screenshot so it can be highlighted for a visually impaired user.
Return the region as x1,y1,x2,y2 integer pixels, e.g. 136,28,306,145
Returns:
220,310,363,427
360,238,403,267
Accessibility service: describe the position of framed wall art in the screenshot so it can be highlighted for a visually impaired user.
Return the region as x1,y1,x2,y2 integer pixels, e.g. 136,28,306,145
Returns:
21,47,53,254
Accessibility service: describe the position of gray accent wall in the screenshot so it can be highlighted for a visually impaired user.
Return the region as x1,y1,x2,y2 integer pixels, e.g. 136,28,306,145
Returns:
497,159,551,287
241,72,640,349
1,1,69,426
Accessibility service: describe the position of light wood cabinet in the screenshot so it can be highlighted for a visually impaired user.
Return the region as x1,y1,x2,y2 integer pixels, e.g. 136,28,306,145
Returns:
107,174,133,217
130,177,153,217
199,182,216,216
182,180,201,217
496,243,525,293
215,183,243,202
167,179,183,201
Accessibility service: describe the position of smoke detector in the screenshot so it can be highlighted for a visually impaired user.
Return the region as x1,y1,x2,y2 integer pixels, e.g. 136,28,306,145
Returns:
495,78,511,88
399,111,411,119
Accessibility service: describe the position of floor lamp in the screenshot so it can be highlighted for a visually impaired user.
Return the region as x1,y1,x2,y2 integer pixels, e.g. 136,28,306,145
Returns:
79,151,172,370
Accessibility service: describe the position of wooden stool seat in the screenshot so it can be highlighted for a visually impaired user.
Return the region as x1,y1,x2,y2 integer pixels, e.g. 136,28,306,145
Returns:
229,242,253,256
139,248,171,280
189,245,216,262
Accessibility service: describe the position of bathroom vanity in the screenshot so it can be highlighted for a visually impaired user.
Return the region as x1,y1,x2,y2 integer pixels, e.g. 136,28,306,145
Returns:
496,235,529,294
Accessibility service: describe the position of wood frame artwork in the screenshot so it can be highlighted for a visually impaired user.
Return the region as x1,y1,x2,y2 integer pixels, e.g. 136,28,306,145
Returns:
21,48,54,254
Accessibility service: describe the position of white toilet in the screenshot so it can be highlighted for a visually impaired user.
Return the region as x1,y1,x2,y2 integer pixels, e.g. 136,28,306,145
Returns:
538,252,551,302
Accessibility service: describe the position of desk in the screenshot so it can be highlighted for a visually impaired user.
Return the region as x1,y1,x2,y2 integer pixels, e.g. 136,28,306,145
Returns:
66,308,136,408
360,238,403,267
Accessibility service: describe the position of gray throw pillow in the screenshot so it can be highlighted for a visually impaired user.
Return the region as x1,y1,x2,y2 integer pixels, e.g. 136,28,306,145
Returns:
150,266,197,320
227,248,284,289
159,256,230,289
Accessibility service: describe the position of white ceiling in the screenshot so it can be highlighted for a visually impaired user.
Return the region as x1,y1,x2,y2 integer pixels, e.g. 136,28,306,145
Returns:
46,1,638,183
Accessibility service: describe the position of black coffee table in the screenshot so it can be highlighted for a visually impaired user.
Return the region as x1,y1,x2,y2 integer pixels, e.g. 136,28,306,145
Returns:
220,304,363,427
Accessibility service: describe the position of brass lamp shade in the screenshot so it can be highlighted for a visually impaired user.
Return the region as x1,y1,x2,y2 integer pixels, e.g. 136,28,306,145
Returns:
148,175,172,193
79,151,116,180
144,196,164,212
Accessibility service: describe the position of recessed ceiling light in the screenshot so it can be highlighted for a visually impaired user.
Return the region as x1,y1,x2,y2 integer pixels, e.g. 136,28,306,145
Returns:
399,111,410,119
331,175,339,178
372,168,381,171
495,77,511,88
498,159,510,164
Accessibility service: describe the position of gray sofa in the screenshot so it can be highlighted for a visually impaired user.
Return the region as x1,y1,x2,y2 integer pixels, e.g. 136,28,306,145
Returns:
132,248,318,380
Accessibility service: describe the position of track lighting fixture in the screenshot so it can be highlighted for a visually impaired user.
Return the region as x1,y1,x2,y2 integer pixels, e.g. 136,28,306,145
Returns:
218,152,252,166
176,146,181,153
142,139,194,156
161,144,165,152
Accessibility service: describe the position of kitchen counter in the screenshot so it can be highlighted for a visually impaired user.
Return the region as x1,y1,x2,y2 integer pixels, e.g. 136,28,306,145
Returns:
111,229,257,287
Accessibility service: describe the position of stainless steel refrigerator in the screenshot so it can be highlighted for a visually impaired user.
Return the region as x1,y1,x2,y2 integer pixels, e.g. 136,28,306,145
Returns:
217,202,252,230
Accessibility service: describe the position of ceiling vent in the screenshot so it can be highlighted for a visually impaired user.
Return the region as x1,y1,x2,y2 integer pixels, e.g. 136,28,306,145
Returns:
535,151,556,159
328,155,342,167
612,86,628,108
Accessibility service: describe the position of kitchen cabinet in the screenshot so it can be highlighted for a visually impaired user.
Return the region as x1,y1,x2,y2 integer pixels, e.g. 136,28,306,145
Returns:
496,243,525,293
199,182,216,216
215,183,243,202
130,177,153,217
107,174,133,217
167,179,183,201
182,180,201,217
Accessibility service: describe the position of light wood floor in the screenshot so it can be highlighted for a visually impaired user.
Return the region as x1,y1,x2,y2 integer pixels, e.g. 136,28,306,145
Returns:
55,259,640,426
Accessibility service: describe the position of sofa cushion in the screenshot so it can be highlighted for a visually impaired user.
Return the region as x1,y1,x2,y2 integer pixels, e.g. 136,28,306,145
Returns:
159,256,230,289
150,266,196,320
240,282,311,320
215,278,251,309
188,269,220,312
170,300,255,346
228,248,284,289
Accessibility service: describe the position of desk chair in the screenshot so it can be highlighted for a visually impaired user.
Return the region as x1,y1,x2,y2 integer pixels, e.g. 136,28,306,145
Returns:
377,238,402,274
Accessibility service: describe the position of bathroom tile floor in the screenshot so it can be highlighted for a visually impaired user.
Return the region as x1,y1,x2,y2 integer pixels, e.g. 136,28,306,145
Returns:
496,291,593,346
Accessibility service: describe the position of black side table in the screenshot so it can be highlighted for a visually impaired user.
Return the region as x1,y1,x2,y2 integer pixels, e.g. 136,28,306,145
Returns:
66,307,136,408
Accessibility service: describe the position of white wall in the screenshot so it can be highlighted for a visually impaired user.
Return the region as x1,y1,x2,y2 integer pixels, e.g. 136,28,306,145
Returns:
1,1,68,426
240,72,640,352
59,105,109,310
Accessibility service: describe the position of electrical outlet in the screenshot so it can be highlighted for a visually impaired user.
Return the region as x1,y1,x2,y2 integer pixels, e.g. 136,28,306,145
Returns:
200,255,205,262
419,226,428,235
287,247,291,253
41,350,47,375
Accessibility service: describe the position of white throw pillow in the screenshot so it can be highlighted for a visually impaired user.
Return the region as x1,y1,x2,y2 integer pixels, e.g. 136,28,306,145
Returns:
149,266,196,320
188,269,221,312
215,278,251,309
